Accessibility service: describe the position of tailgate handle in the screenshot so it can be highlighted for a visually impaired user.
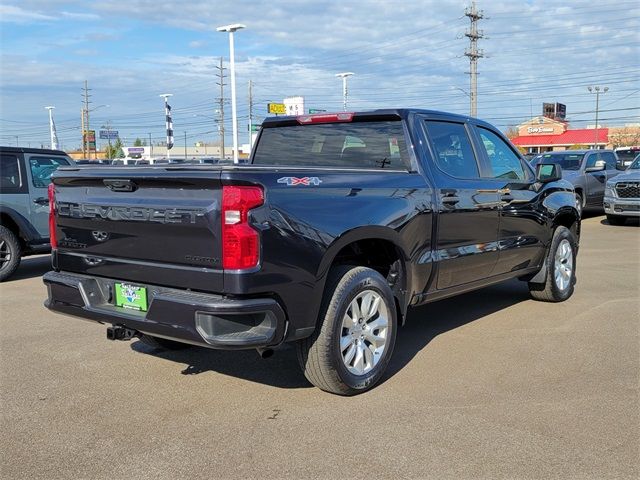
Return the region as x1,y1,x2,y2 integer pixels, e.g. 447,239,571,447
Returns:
103,179,137,192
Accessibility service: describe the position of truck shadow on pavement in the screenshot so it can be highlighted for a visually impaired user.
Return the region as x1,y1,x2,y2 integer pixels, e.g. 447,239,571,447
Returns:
130,279,531,391
7,255,51,282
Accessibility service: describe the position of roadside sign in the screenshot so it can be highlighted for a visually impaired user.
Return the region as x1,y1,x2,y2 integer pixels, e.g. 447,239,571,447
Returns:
83,130,96,150
267,103,286,115
308,108,327,114
128,147,144,153
99,130,119,140
249,123,261,132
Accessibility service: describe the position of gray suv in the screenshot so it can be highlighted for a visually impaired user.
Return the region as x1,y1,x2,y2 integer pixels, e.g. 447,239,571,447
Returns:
531,149,622,213
0,147,73,280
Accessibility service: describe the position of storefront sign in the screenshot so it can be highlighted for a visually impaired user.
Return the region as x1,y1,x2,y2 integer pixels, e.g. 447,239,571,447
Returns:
527,127,555,134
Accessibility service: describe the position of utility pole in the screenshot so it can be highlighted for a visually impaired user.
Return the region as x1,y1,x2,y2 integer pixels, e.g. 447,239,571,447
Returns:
588,86,608,149
81,108,85,157
148,132,153,158
82,80,92,158
184,131,187,159
15,136,18,147
248,79,254,146
215,57,226,159
464,1,484,117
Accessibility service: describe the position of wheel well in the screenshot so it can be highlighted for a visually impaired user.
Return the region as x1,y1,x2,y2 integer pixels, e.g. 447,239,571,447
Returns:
331,238,407,324
0,213,24,246
554,211,580,239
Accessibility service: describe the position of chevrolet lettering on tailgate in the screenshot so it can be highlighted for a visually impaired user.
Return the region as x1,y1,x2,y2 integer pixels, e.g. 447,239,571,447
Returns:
57,203,204,224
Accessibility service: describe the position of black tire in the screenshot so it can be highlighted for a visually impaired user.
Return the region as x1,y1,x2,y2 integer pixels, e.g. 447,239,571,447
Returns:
575,192,584,215
0,225,22,282
528,226,577,302
138,334,190,350
606,215,627,226
296,266,398,395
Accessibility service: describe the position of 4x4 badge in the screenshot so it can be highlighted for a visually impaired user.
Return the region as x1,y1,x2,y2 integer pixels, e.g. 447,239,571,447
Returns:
277,176,322,186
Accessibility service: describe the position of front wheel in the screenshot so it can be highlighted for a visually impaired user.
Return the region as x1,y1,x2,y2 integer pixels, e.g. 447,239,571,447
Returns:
296,266,397,395
528,226,577,302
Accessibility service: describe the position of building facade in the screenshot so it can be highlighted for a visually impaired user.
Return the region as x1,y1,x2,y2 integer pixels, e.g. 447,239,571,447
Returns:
510,116,609,153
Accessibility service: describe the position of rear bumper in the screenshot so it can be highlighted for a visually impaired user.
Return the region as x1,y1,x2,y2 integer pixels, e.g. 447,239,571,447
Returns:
604,196,640,217
43,271,287,349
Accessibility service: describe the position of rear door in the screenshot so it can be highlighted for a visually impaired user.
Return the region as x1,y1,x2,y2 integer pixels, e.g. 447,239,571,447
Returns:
24,154,71,237
0,151,30,227
420,118,501,289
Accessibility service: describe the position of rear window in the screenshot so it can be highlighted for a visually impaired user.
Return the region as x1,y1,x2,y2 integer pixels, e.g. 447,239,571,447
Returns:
252,121,410,170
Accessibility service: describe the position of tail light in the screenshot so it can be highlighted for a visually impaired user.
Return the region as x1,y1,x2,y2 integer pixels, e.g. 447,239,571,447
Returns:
48,183,57,249
222,185,264,270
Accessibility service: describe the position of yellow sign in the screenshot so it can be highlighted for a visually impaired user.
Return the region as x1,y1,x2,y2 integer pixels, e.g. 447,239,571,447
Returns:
267,103,286,115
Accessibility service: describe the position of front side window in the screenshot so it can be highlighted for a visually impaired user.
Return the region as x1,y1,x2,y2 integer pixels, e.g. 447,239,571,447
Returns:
424,121,479,178
585,153,599,169
252,121,410,170
478,128,527,181
0,154,22,193
601,152,616,169
28,156,70,188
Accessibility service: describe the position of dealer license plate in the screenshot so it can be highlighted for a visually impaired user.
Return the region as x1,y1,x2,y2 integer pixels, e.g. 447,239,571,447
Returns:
114,283,148,311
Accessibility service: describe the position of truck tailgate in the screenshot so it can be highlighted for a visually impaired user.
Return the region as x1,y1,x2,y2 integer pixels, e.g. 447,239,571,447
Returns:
52,168,224,292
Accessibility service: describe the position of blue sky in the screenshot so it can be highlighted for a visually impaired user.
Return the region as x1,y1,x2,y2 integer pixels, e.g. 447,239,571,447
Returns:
0,0,638,151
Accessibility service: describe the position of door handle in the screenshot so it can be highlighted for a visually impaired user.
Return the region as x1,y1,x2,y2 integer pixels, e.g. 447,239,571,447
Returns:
33,197,49,206
442,195,460,205
500,193,514,203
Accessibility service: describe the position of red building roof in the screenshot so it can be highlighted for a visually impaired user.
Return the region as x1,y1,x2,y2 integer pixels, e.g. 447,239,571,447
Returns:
511,128,609,147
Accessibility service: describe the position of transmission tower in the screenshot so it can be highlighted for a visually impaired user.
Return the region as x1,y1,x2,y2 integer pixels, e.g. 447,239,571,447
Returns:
465,1,484,117
215,57,227,159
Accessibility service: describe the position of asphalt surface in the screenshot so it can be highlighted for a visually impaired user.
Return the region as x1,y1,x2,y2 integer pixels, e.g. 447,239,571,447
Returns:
1,214,638,480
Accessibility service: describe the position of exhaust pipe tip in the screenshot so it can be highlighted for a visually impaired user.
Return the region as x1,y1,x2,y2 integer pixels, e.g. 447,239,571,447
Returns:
256,347,274,359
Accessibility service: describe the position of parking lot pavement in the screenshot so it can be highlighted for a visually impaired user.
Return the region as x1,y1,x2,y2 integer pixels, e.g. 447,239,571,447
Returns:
0,214,638,480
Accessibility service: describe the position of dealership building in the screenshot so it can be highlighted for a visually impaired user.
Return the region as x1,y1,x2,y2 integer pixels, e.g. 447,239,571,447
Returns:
510,102,610,153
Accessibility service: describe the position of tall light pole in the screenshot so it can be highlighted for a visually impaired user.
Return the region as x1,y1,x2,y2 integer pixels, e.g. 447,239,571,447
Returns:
587,86,608,149
217,23,246,164
160,93,173,160
45,106,59,150
335,72,354,111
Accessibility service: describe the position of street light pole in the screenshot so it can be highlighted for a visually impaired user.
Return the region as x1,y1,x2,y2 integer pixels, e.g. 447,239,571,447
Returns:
159,93,173,160
335,72,354,111
588,86,608,149
45,106,58,150
217,23,246,164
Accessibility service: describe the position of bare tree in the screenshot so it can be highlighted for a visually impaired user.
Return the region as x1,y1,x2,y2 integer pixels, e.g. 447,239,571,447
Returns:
608,127,640,148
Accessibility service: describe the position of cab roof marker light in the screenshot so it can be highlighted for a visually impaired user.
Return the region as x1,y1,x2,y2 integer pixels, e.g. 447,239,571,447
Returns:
296,113,354,124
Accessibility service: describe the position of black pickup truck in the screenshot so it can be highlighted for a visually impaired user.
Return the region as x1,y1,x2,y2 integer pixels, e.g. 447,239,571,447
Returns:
44,109,580,395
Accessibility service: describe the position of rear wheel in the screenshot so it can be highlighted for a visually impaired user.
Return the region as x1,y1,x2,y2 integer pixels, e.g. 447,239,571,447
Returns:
0,226,21,282
606,215,627,226
528,226,577,302
296,266,397,395
138,334,190,350
575,192,584,215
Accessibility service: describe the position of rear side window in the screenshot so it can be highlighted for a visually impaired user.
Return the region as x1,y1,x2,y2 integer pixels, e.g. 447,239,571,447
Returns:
0,154,23,193
477,127,528,181
423,121,479,178
28,156,70,187
601,152,616,169
252,121,410,170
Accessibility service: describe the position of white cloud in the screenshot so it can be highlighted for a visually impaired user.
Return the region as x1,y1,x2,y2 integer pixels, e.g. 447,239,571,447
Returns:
0,5,55,23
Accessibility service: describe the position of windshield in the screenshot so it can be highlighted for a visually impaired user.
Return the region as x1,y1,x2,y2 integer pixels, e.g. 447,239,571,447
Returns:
616,149,640,164
629,155,640,169
531,152,584,171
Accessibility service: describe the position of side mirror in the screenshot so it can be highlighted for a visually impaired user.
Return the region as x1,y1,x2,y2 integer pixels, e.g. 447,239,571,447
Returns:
585,160,606,172
536,163,562,183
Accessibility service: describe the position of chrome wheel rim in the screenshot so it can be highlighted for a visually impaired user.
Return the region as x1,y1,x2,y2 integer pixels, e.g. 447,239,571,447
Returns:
0,239,10,270
554,239,573,291
575,195,582,214
340,290,390,376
